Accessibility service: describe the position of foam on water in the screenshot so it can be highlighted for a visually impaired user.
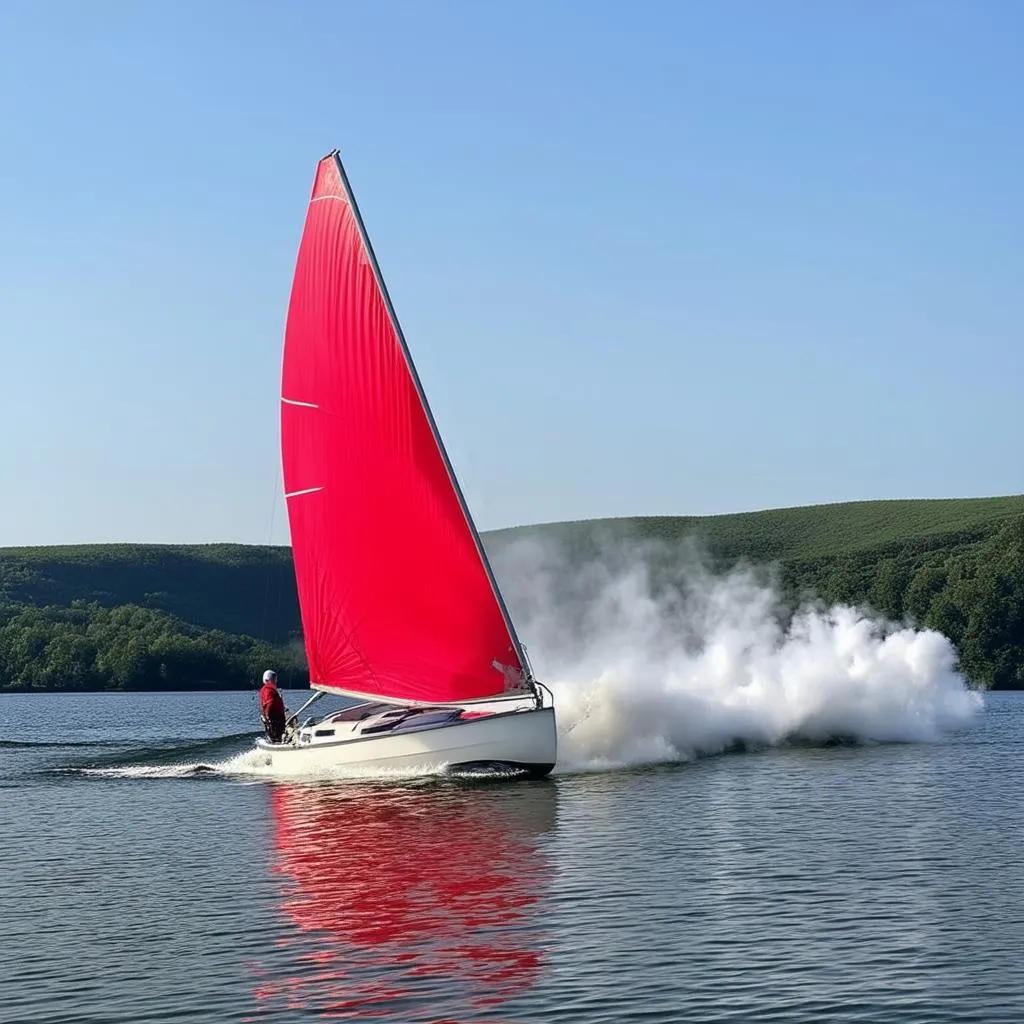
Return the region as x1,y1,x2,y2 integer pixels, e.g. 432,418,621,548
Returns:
76,763,224,780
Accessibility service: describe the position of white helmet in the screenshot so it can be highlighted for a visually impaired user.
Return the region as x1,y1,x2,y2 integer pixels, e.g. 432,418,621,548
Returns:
262,669,278,684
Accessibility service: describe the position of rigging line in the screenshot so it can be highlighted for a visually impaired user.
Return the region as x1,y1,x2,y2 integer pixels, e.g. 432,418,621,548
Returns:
257,459,282,699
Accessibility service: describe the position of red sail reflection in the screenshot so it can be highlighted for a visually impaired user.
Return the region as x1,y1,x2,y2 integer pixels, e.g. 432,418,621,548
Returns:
251,781,557,1021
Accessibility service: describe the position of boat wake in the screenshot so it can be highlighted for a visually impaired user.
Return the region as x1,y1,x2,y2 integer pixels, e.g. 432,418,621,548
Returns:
493,534,985,773
61,732,263,781
74,762,227,780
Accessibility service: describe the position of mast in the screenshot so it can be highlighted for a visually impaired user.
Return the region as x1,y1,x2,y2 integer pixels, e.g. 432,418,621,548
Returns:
329,151,536,693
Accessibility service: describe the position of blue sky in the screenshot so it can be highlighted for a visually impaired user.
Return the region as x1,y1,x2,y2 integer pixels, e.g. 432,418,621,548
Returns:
1,0,1021,546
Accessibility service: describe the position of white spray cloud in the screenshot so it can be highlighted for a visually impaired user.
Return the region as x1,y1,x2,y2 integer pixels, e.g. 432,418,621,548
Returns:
79,534,983,783
490,533,983,772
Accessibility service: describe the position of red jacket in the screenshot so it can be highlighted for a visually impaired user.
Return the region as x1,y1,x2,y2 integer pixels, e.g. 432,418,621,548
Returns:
260,683,285,721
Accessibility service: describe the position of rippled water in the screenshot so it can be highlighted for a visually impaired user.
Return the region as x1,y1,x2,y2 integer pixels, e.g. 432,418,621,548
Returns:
2,690,1023,1022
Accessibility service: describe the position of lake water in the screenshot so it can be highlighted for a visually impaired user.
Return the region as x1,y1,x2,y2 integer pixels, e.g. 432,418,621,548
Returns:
2,689,1023,1023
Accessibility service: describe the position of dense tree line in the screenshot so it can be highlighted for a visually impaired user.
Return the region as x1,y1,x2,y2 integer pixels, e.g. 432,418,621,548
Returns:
0,601,306,692
779,516,1024,689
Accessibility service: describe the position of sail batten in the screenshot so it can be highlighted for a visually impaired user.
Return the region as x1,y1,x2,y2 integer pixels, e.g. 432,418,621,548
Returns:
281,152,531,706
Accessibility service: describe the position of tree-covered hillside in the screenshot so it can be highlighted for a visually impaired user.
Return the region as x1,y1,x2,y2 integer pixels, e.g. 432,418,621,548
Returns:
2,495,1022,691
0,543,299,641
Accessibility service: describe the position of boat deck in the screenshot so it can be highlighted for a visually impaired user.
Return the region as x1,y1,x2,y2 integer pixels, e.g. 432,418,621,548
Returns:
267,701,501,749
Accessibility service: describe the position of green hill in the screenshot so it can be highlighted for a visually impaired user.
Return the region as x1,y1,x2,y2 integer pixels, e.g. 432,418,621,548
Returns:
0,542,299,643
2,494,1023,691
487,494,1024,564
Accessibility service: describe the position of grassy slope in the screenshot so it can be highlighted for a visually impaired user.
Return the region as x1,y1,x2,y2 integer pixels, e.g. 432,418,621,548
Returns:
2,495,1023,639
487,495,1024,563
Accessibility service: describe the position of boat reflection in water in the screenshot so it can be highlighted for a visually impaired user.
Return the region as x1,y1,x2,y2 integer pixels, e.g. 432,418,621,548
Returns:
252,779,558,1021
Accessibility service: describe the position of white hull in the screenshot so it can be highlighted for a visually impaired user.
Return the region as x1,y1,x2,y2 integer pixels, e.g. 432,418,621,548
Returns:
254,702,557,778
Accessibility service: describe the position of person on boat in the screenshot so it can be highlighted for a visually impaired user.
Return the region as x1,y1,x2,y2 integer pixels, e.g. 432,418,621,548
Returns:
259,669,287,743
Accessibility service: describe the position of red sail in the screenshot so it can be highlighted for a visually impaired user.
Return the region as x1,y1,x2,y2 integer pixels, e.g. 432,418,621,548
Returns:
280,154,527,705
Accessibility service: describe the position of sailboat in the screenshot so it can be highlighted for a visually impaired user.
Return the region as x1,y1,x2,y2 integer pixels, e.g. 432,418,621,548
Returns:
253,151,557,778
